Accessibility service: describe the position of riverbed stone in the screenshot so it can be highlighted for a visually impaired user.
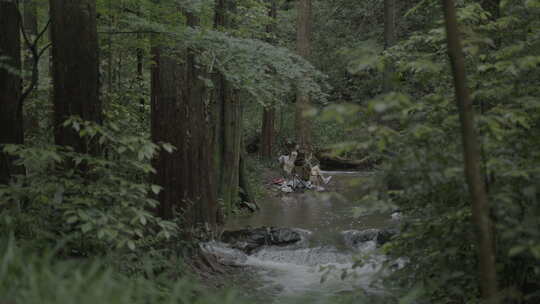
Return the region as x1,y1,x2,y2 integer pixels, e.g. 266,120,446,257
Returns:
199,241,249,265
221,227,309,254
341,228,398,249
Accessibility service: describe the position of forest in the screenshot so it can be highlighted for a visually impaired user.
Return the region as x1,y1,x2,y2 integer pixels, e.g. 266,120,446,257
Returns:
0,0,539,303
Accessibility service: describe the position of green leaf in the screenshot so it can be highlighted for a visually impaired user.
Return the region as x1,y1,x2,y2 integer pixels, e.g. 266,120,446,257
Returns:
162,143,175,153
509,246,526,257
127,240,136,251
151,185,162,195
66,216,78,224
97,229,105,239
81,223,93,233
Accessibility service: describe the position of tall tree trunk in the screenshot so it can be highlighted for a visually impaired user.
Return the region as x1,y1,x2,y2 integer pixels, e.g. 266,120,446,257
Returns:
441,1,499,303
261,108,275,158
22,0,41,135
295,0,312,152
214,0,242,216
151,12,218,227
184,13,218,227
137,49,144,101
0,0,23,184
260,0,277,160
50,0,102,153
239,152,258,211
383,0,395,93
150,44,183,221
23,0,38,85
107,5,114,100
137,28,144,110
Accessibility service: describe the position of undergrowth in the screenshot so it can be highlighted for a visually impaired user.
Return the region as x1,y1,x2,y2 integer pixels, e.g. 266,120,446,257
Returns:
0,235,244,304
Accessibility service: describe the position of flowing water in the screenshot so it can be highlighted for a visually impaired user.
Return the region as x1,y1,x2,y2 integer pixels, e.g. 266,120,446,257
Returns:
212,171,400,303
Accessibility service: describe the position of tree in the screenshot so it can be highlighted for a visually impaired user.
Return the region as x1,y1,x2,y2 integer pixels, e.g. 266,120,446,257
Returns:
213,0,243,216
23,0,38,85
151,9,218,227
0,0,23,184
295,0,313,152
50,0,102,153
383,0,395,93
136,5,145,110
150,39,183,221
184,13,219,226
260,0,277,160
441,0,499,303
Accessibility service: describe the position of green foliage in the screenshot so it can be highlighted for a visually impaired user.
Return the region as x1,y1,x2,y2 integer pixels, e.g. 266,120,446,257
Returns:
0,236,243,304
6,0,540,302
0,118,177,252
314,0,540,302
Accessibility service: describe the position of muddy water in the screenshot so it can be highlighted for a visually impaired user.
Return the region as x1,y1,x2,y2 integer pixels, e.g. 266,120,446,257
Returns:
226,171,390,248
222,171,399,303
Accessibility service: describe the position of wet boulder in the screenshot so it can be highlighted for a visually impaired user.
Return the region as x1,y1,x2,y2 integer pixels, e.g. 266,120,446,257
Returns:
221,227,309,254
199,241,248,266
342,228,398,249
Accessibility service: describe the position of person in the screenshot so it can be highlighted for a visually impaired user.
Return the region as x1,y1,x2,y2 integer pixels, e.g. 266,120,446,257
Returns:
294,148,311,181
279,150,298,180
302,153,331,190
309,164,332,190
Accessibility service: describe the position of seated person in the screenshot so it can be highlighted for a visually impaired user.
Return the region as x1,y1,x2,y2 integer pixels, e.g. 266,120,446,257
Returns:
279,150,298,179
309,163,332,190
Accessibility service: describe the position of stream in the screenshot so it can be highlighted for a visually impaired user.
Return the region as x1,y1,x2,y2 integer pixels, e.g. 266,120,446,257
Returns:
205,171,401,303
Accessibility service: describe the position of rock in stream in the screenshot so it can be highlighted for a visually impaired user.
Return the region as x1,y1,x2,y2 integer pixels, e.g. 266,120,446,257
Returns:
341,228,398,250
221,227,311,254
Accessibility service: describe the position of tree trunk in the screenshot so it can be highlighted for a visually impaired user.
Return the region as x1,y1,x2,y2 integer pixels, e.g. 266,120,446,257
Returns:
261,108,275,159
214,0,242,216
137,33,144,110
0,0,23,184
151,12,218,228
50,0,102,153
239,153,259,211
150,44,184,221
107,0,113,99
23,0,38,85
295,0,312,152
135,2,145,112
22,0,42,135
441,1,499,303
184,13,219,227
383,0,395,93
260,0,277,160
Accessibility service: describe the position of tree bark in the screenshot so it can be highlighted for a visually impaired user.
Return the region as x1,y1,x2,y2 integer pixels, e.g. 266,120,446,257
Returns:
184,13,219,227
150,44,184,221
260,0,277,160
214,0,242,216
50,0,102,153
295,0,312,152
441,1,499,303
23,0,38,85
261,108,275,159
239,153,258,211
0,0,23,184
134,2,145,111
151,11,218,227
383,0,395,93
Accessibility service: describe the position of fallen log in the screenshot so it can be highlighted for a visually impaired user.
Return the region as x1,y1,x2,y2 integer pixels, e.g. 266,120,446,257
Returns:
316,153,376,170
